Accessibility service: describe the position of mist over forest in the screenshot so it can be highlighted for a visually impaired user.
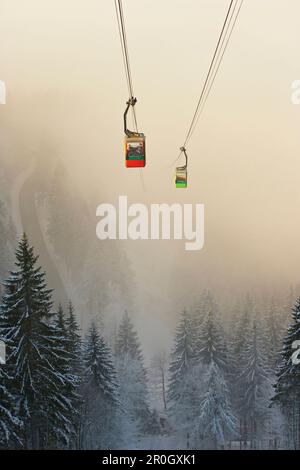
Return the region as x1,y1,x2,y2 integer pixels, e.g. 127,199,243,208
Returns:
1,0,300,451
1,145,300,449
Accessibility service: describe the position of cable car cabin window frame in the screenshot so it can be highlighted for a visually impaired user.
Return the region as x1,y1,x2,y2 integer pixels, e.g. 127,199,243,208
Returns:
125,135,146,168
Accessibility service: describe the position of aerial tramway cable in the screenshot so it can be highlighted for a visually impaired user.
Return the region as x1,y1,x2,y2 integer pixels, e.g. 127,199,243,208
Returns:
173,0,236,166
114,0,243,189
175,0,244,187
114,0,138,132
186,0,244,145
114,0,146,181
182,0,235,150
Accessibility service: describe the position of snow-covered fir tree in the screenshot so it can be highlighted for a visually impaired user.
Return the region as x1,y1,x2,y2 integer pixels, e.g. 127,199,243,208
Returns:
196,308,228,370
0,364,22,447
232,295,254,360
0,225,21,447
81,321,119,449
64,301,83,448
0,234,79,448
272,297,300,449
264,299,283,369
51,303,81,448
196,303,236,448
167,309,198,425
237,321,272,448
230,295,254,446
197,362,237,449
282,286,297,328
65,301,82,374
115,311,150,437
190,291,211,343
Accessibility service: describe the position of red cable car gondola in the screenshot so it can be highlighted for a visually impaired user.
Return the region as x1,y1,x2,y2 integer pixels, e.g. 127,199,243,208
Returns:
124,97,146,168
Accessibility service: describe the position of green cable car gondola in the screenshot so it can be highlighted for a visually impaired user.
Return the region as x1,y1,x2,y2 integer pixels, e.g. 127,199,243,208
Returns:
175,147,188,188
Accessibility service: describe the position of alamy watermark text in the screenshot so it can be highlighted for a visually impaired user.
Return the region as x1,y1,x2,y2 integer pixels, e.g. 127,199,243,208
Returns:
96,196,204,251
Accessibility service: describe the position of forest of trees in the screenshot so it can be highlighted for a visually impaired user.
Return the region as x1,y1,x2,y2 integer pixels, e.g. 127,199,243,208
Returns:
0,234,300,449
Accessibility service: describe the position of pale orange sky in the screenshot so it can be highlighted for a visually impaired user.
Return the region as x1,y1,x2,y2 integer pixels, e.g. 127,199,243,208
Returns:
1,1,300,352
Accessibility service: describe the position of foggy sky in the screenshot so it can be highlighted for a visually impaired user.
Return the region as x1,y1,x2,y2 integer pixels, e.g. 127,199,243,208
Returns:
1,0,300,353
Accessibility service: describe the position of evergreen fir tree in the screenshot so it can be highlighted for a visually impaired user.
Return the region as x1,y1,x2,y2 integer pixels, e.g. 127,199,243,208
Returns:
81,321,119,449
195,300,236,448
64,301,82,448
237,321,272,448
65,301,82,374
264,299,283,369
232,295,253,360
56,303,66,334
116,311,145,363
197,309,228,370
167,308,205,433
272,297,300,449
282,286,296,328
167,309,195,408
197,362,237,449
84,322,118,402
1,241,22,448
190,291,210,343
115,311,150,435
0,234,77,448
230,295,254,447
0,365,22,447
50,303,81,448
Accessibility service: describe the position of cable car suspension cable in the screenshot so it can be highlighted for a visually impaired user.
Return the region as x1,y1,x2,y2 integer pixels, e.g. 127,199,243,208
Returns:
171,0,236,168
114,0,131,101
181,0,235,150
114,0,138,132
187,0,244,144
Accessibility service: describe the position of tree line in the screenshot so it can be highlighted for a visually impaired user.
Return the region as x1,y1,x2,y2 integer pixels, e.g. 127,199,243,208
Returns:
1,234,300,449
167,293,300,449
0,234,154,449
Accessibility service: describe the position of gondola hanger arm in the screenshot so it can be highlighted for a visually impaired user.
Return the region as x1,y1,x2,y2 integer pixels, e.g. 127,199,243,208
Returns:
179,147,188,169
124,97,140,137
